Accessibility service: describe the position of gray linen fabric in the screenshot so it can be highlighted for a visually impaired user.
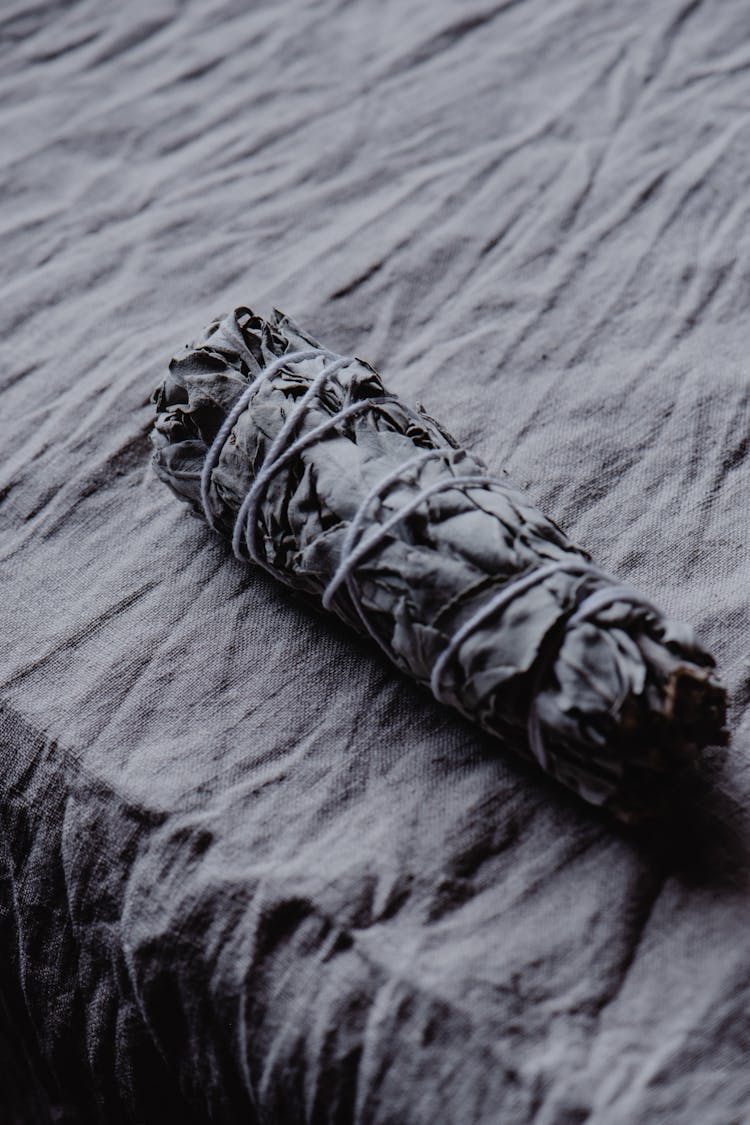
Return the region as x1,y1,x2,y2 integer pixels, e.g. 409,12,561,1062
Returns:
2,1,750,1122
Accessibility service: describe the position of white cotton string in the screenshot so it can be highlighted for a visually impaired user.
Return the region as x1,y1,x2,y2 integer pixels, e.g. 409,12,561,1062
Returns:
322,448,446,612
324,462,494,662
234,391,401,566
233,353,351,563
200,348,328,530
569,584,659,628
429,559,603,706
201,344,658,772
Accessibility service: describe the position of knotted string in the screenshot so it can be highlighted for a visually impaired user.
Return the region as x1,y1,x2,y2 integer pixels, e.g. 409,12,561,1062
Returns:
200,345,657,771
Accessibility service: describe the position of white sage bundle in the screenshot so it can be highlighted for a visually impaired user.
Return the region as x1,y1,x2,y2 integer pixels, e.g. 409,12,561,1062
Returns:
151,307,727,819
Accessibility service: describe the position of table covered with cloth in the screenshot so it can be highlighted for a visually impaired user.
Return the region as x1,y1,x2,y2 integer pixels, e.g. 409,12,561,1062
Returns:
2,0,750,1121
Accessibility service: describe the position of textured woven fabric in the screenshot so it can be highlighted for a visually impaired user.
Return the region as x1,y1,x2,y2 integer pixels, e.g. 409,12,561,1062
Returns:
2,1,750,1122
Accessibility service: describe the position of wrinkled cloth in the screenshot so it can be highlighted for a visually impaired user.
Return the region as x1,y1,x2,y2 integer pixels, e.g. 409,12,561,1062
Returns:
2,1,750,1123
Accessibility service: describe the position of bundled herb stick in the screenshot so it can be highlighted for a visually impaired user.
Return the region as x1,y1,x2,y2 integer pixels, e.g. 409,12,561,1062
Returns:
151,307,727,819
